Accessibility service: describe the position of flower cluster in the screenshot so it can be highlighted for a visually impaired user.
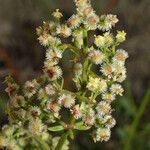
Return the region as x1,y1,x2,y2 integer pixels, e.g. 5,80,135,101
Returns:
0,0,128,149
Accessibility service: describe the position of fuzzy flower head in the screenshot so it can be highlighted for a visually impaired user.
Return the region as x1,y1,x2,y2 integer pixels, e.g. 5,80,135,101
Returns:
38,34,51,46
84,13,99,30
46,48,63,65
87,76,107,92
101,63,114,78
5,83,19,97
98,14,118,31
95,128,111,142
102,92,115,102
57,24,71,37
94,35,105,48
44,66,62,81
103,115,116,128
67,15,81,29
47,101,61,114
58,94,75,108
23,79,39,98
45,84,56,95
73,63,83,77
88,50,105,65
82,108,95,126
28,119,45,135
103,32,114,46
29,106,41,118
71,105,81,119
113,49,128,64
96,101,112,116
11,95,26,108
110,84,124,96
52,9,63,19
116,30,126,43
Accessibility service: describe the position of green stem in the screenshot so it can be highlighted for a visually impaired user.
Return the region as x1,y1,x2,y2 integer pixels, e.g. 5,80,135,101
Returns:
55,114,75,150
55,131,69,150
124,86,150,150
82,29,89,84
83,29,88,51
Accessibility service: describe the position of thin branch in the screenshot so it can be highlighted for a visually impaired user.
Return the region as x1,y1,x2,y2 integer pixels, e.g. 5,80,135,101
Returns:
0,48,21,83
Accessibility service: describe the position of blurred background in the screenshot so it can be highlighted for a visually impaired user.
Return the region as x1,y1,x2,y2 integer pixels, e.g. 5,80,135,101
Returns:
0,0,150,149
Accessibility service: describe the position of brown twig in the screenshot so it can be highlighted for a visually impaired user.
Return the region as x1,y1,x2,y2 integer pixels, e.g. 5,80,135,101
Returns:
0,48,21,83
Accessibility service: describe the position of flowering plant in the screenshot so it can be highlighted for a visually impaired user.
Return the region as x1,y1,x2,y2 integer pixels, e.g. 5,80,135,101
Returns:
0,0,128,149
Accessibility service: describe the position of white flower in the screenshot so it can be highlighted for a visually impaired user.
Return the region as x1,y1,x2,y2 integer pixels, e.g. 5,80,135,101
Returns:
113,49,128,63
104,115,116,128
48,36,61,46
57,24,71,37
45,84,56,95
99,79,108,93
102,92,115,102
73,63,83,77
88,50,105,64
67,14,81,29
52,9,63,19
58,94,75,108
29,106,41,118
28,119,45,135
38,89,47,99
84,13,99,30
87,77,107,92
116,73,127,83
101,63,114,78
103,32,114,46
116,30,126,43
82,108,95,126
75,0,88,5
71,105,81,119
44,65,62,81
47,101,61,113
112,62,127,82
76,0,93,17
94,35,105,48
38,34,51,46
98,14,118,31
106,14,118,27
11,95,25,107
2,125,15,136
95,128,111,142
5,83,19,96
110,84,124,96
46,48,63,65
96,101,112,116
24,79,39,98
87,77,100,92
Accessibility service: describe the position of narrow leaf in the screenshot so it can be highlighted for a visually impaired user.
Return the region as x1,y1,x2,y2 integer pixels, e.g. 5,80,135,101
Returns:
74,122,91,131
48,125,64,132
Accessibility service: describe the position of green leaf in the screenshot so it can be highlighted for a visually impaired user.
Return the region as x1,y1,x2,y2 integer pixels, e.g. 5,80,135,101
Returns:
74,122,91,131
48,125,64,132
68,130,74,140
